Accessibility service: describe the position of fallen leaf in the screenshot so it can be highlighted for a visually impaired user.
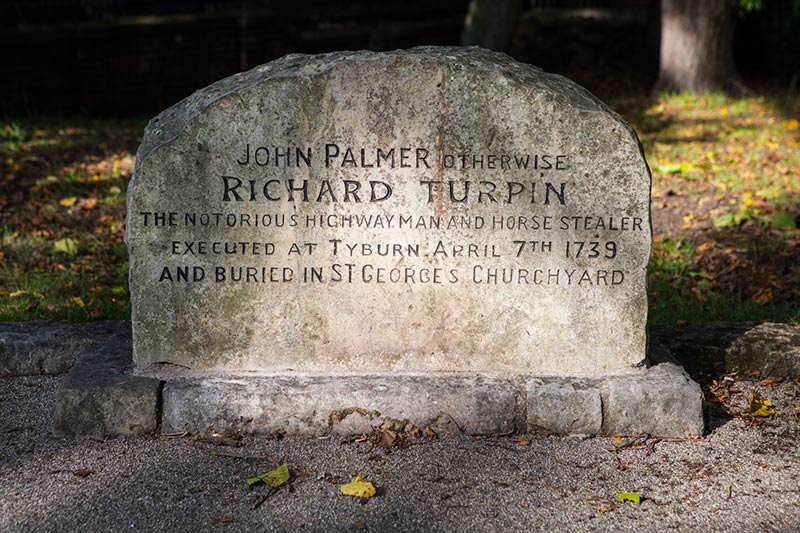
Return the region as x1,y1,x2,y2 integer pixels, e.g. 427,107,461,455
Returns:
759,377,780,391
70,296,85,308
196,434,242,447
59,196,78,207
9,290,27,298
78,197,98,210
423,426,437,439
340,476,376,499
767,212,798,230
379,429,397,448
653,163,685,175
160,431,190,439
618,492,642,504
247,463,290,488
510,436,530,446
748,392,775,417
73,468,92,477
752,288,773,305
53,238,79,255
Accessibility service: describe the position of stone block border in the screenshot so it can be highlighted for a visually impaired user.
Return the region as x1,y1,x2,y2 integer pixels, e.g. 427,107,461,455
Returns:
1,321,711,439
157,364,703,438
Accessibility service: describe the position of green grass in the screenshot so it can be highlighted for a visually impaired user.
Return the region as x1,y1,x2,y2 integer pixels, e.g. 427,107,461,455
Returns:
1,117,142,321
648,236,800,325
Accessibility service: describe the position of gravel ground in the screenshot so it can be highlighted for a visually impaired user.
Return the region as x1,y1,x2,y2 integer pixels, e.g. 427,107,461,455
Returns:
1,374,799,532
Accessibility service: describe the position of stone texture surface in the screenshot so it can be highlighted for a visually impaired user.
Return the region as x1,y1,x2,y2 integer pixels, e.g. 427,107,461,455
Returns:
651,322,800,377
158,364,704,438
0,321,130,376
526,378,602,435
54,348,160,439
161,374,518,436
602,363,704,437
127,46,652,374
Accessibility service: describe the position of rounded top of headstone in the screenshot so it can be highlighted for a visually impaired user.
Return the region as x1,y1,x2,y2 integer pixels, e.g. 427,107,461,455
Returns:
135,46,632,164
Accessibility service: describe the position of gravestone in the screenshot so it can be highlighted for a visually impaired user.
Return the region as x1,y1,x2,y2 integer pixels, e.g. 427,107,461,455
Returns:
127,47,650,374
120,47,702,437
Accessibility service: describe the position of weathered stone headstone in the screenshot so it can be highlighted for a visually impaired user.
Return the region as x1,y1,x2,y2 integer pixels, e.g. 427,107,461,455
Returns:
127,47,651,374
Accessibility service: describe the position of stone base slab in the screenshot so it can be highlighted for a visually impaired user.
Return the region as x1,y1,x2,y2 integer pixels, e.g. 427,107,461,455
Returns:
54,349,160,439
0,321,707,438
51,345,703,438
158,364,702,437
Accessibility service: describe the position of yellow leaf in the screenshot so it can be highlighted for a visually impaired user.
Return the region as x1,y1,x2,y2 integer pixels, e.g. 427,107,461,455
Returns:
59,197,78,207
783,118,799,130
340,476,376,498
247,463,290,487
719,108,728,116
9,290,27,298
618,492,642,504
70,297,85,308
748,392,775,417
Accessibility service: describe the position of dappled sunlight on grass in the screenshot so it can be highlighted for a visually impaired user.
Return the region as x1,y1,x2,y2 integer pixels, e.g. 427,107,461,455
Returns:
0,118,143,320
615,92,800,324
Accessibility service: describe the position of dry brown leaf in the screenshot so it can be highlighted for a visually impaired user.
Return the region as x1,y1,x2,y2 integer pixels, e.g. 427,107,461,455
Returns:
379,429,397,448
759,377,780,391
753,288,773,304
78,198,98,210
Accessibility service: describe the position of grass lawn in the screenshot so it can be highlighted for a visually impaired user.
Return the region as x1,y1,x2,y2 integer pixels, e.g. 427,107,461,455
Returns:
1,93,798,324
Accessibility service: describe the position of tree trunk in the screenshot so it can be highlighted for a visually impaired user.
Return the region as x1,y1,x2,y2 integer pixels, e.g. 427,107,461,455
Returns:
461,0,524,52
654,0,741,95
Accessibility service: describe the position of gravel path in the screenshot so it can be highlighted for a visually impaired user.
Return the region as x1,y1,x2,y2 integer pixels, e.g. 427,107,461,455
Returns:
1,375,799,532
